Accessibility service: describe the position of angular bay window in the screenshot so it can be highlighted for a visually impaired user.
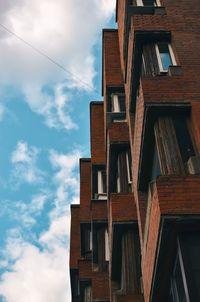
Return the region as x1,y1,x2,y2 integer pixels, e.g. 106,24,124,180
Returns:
92,223,109,272
154,115,195,175
140,111,196,191
81,223,92,259
92,165,107,200
142,42,176,76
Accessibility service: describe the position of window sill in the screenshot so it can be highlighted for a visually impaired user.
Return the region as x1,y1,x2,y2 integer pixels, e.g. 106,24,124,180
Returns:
167,65,182,76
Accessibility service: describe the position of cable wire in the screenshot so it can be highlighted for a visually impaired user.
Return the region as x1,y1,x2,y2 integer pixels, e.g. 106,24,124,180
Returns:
0,23,100,95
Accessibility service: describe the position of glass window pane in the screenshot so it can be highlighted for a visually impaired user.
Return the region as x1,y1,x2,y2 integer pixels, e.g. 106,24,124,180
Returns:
118,95,125,112
173,116,195,162
174,257,187,302
143,0,155,5
181,233,200,299
158,43,172,70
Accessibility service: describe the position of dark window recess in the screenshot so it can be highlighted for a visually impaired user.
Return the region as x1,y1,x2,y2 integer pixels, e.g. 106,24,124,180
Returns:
92,166,107,199
116,150,132,193
169,233,200,302
111,94,126,113
143,0,155,5
79,280,92,302
113,227,141,294
81,224,92,259
110,146,132,193
170,255,187,302
121,230,141,294
93,224,108,272
181,233,200,300
154,116,185,175
150,143,161,182
142,43,160,77
70,269,79,298
141,42,176,76
173,115,195,162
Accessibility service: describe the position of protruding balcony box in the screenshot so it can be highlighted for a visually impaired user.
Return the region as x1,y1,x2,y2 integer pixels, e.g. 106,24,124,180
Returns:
91,198,108,221
78,259,92,279
109,193,137,224
92,272,110,301
142,175,200,302
107,121,129,144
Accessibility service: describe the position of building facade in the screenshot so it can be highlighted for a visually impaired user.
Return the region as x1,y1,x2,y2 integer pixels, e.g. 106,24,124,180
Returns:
70,0,200,301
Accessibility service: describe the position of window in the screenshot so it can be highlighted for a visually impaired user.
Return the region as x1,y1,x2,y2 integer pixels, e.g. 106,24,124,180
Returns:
154,115,195,175
81,223,92,259
142,42,176,76
116,149,132,193
80,280,92,302
155,43,176,72
92,166,107,200
150,143,161,182
173,115,195,163
112,226,141,295
105,228,109,261
135,0,161,6
92,224,109,272
120,230,141,294
70,269,80,299
169,233,200,302
111,94,126,113
140,112,196,191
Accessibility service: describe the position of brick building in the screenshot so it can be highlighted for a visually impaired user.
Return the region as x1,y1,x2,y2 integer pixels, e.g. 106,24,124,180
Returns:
70,0,200,301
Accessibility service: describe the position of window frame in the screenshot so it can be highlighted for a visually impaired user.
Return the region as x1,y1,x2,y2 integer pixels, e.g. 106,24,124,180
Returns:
136,0,161,6
155,43,177,73
80,223,92,259
126,151,133,184
92,165,107,200
105,228,109,261
111,93,126,113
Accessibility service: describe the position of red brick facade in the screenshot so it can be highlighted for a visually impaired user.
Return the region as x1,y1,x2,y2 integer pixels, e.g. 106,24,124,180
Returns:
70,1,200,301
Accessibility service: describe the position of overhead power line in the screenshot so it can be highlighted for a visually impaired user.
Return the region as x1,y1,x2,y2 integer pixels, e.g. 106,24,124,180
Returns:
0,23,99,94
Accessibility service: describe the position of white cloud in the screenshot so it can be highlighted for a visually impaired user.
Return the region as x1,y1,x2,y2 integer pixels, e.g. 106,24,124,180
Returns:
10,141,45,187
0,0,116,129
49,149,81,218
0,242,70,302
0,148,82,301
0,198,71,302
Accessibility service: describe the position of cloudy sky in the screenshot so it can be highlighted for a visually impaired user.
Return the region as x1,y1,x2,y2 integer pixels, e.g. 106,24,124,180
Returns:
0,1,116,301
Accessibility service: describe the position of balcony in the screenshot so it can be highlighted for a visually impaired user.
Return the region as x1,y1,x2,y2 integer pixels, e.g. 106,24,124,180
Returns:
91,198,107,221
142,175,200,301
109,193,137,224
107,121,129,144
78,259,92,280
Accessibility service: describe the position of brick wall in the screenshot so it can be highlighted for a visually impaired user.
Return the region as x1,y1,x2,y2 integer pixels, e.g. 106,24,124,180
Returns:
90,102,105,164
70,205,80,268
80,159,91,222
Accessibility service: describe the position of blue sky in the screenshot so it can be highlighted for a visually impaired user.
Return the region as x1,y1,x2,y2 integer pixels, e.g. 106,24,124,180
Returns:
0,1,116,301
